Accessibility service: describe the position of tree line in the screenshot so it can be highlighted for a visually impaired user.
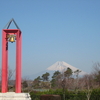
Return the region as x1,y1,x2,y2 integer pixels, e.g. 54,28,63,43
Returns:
1,63,100,100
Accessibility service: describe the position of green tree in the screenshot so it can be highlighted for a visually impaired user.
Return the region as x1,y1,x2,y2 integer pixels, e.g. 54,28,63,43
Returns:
33,76,41,89
22,81,28,88
64,67,73,79
51,71,61,87
74,69,81,79
34,76,41,82
42,72,50,81
74,69,81,90
52,71,61,79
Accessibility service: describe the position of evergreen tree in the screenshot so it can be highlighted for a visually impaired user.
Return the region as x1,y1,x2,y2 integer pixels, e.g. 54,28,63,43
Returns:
33,76,41,88
74,69,81,79
22,81,28,88
52,71,61,79
42,72,50,81
34,76,41,82
64,67,73,79
51,71,61,87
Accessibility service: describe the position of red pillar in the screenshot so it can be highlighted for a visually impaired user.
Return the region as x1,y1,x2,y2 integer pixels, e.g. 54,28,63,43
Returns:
1,31,8,93
1,29,22,93
16,30,22,93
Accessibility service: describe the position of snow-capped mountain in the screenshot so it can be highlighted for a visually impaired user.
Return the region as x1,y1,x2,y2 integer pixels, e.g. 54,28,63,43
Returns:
47,61,87,75
28,61,87,80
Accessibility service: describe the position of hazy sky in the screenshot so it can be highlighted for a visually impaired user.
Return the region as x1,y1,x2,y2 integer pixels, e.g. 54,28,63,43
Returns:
0,0,100,77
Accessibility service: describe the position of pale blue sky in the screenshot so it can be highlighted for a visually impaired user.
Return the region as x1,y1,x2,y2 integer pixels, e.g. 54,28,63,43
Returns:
0,0,100,77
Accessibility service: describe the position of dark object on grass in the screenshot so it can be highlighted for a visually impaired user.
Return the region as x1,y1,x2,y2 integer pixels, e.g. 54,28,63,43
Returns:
40,94,61,100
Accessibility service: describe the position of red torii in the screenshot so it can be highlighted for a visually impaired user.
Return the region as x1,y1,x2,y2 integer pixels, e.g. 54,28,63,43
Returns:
1,19,22,93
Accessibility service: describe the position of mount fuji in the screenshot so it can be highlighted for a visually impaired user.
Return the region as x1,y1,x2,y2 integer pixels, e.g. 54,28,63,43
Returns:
28,61,87,80
47,61,86,75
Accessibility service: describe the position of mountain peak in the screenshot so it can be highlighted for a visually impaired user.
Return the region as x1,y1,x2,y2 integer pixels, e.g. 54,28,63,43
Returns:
47,61,87,75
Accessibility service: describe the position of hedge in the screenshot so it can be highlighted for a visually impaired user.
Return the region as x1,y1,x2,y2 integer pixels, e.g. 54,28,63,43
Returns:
30,88,100,100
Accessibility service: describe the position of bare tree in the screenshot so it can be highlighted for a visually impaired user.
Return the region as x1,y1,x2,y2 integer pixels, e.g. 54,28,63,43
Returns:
92,62,100,86
8,68,15,84
84,75,92,100
80,74,95,100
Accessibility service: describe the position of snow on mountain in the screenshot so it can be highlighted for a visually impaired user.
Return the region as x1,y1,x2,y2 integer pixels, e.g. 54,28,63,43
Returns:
47,61,87,75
